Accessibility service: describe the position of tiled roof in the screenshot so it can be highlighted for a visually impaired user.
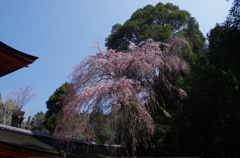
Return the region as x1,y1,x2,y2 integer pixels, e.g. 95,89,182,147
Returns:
0,124,52,138
0,124,120,148
0,124,120,157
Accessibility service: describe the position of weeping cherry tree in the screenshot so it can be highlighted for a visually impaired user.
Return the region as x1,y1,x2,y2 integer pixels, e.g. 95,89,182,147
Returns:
56,36,191,156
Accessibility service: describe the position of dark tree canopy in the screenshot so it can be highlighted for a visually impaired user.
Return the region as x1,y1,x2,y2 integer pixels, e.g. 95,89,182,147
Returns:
227,0,240,21
207,24,240,79
177,1,240,157
44,82,72,134
105,2,205,54
208,0,240,80
31,111,48,134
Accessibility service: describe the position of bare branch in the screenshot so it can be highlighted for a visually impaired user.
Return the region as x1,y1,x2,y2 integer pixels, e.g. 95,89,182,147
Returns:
10,84,36,111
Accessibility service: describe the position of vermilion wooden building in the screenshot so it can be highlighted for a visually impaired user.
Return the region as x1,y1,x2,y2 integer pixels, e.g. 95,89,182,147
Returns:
0,41,38,77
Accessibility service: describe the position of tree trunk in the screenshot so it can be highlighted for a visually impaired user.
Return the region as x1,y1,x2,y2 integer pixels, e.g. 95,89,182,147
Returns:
156,101,183,156
11,110,25,128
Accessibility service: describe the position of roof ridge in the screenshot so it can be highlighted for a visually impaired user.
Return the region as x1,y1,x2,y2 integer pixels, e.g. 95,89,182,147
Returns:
0,124,121,148
0,41,38,62
0,123,52,138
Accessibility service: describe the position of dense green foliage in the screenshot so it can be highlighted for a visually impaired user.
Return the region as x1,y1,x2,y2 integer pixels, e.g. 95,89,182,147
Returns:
105,2,205,55
89,107,114,143
30,111,48,133
207,22,240,80
178,1,240,157
44,82,71,134
181,65,240,157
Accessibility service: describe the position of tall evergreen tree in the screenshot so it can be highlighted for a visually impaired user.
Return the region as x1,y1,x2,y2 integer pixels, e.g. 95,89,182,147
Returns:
44,82,73,134
179,1,240,157
105,2,205,56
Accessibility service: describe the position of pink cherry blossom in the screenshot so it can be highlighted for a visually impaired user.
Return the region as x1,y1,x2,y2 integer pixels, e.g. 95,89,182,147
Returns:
56,36,191,156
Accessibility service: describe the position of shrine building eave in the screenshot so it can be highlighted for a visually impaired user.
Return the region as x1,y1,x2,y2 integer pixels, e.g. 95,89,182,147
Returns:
0,41,39,77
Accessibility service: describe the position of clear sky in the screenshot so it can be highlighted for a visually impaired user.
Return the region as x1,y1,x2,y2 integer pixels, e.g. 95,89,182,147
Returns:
0,0,232,119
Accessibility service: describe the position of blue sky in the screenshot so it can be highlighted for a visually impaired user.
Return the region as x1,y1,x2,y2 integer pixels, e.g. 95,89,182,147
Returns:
0,0,232,118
